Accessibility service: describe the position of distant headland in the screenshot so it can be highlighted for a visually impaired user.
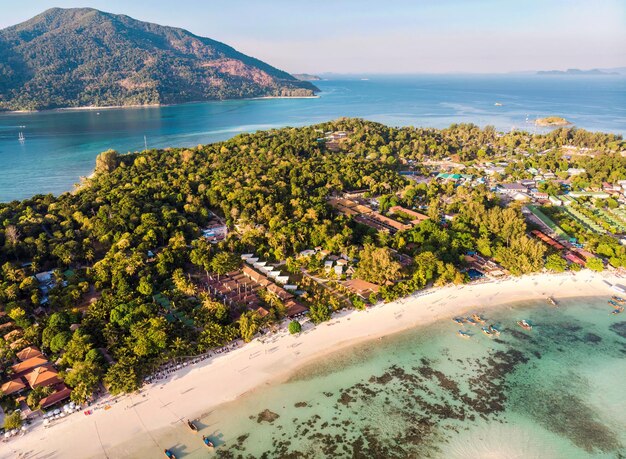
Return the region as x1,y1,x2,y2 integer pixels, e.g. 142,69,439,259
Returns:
293,74,322,81
537,68,619,76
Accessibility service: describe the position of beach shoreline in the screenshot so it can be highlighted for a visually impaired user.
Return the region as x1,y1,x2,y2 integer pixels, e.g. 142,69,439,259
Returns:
0,94,322,115
4,270,622,459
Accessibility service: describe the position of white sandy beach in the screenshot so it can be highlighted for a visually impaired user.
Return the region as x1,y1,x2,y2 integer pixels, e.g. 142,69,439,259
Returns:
3,270,622,459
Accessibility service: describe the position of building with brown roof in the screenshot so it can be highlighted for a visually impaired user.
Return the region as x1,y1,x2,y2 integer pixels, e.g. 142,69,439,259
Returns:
285,300,308,318
16,346,43,362
40,385,72,409
11,355,48,375
343,279,381,298
388,206,429,224
24,364,61,389
0,377,27,395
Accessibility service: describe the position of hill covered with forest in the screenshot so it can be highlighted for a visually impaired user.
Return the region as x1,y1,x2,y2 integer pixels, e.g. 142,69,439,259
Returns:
0,8,318,111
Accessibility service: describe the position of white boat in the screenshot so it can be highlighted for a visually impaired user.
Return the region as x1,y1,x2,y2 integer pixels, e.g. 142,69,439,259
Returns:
18,132,25,142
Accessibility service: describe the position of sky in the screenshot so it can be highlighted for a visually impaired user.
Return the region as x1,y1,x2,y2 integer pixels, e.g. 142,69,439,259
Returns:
0,0,624,74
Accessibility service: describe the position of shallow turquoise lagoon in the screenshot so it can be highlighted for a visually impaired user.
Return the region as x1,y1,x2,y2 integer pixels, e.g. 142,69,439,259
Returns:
130,296,625,458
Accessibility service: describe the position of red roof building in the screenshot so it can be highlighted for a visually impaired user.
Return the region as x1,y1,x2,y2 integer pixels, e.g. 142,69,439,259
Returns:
40,385,72,409
24,364,61,389
0,377,27,395
11,356,48,375
16,346,43,361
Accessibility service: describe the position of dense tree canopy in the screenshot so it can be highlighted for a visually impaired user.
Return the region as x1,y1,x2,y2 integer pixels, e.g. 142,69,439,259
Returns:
0,118,621,399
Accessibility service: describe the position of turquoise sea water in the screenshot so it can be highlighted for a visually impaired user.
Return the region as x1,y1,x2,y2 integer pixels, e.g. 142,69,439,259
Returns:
1,74,625,202
117,296,625,458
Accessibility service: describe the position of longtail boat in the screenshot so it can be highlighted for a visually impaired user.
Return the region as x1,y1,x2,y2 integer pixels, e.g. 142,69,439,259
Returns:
471,313,486,324
187,419,198,432
203,436,215,448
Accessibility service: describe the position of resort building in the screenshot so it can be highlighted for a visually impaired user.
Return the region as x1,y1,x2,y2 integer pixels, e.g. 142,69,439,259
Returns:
343,279,380,299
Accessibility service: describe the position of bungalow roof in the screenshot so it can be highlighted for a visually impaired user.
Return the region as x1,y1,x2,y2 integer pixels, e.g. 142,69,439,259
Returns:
16,346,42,361
0,377,27,395
25,364,61,389
11,355,48,374
40,385,72,409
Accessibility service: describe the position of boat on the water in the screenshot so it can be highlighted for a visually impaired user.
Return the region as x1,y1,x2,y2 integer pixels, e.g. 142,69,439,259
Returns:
547,297,557,307
608,300,621,308
164,449,177,459
481,327,495,337
466,317,478,326
471,313,486,324
457,330,471,339
611,306,624,315
203,435,215,448
487,325,500,336
517,319,532,331
611,296,626,303
187,419,198,432
452,316,465,325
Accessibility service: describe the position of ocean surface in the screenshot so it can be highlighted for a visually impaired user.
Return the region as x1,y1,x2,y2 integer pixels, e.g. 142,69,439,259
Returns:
114,296,625,459
0,74,625,202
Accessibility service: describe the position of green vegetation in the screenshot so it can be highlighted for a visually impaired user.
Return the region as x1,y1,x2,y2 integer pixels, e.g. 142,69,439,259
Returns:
3,411,22,430
545,254,567,272
288,321,302,334
586,258,604,272
0,118,622,401
0,8,317,111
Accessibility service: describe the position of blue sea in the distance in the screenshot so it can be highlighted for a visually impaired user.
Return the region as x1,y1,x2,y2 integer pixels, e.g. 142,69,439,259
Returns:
0,74,624,202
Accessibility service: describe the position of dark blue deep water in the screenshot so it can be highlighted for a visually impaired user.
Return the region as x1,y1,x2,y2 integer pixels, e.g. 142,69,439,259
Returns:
0,74,624,202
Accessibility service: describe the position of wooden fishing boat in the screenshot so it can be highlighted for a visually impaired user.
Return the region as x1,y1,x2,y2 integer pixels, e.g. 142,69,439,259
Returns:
471,313,486,324
457,330,471,339
517,320,532,331
611,296,625,303
187,419,198,432
547,297,557,307
611,306,624,315
203,435,214,448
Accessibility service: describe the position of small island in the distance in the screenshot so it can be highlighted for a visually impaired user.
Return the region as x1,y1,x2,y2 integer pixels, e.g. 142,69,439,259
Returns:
537,68,618,76
535,116,572,127
292,74,322,81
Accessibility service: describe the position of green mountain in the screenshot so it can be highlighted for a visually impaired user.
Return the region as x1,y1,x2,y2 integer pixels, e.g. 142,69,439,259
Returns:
0,8,319,111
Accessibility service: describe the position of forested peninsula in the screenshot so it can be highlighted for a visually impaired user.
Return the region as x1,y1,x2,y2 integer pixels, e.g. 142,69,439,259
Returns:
0,119,624,409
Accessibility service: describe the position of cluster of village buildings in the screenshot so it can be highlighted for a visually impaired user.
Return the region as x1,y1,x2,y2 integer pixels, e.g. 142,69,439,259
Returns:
1,346,71,413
